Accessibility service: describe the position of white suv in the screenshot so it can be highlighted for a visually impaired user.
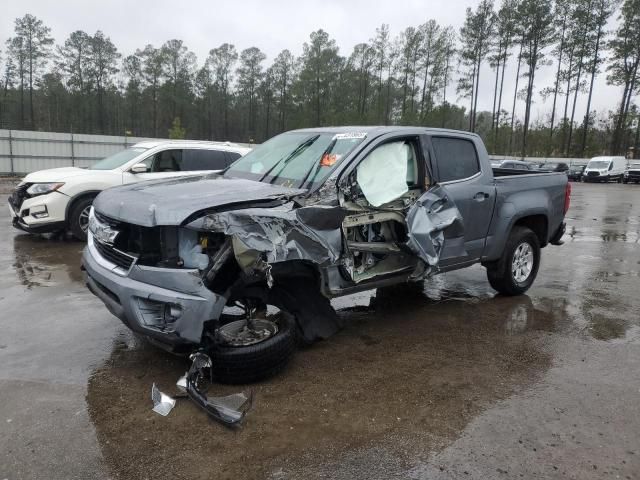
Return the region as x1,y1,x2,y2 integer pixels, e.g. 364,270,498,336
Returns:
8,140,251,240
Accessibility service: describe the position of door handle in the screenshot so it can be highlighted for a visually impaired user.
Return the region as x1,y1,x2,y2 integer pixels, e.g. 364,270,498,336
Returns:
473,192,490,201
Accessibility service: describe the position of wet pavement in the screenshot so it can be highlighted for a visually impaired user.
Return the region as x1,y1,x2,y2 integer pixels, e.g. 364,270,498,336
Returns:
0,182,639,479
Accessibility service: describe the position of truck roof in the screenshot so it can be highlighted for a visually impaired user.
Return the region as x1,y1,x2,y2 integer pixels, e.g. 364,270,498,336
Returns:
288,126,481,139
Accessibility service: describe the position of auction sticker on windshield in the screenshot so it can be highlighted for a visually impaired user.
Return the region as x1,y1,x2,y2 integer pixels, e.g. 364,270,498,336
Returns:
333,132,367,140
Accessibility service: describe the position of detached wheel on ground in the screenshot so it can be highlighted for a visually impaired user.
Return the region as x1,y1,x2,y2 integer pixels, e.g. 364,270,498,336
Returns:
486,226,540,296
210,285,297,384
69,196,95,241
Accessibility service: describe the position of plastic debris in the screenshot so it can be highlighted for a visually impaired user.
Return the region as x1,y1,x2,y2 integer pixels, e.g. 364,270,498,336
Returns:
149,353,253,427
185,352,253,427
151,383,176,416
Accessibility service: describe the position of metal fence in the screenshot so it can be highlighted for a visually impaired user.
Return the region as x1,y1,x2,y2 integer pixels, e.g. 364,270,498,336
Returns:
1,128,601,175
0,129,252,175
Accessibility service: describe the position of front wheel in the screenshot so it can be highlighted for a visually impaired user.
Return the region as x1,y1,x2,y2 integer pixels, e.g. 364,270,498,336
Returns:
486,226,541,296
209,285,297,384
69,196,95,241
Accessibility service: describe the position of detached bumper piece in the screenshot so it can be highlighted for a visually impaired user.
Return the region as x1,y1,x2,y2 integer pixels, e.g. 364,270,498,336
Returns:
150,352,253,427
185,352,253,427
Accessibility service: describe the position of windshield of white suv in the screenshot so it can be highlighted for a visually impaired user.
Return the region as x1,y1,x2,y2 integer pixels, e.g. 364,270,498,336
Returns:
224,132,366,189
587,160,610,169
89,147,148,170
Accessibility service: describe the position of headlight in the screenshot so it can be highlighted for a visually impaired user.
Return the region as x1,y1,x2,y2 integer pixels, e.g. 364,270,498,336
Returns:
26,182,65,196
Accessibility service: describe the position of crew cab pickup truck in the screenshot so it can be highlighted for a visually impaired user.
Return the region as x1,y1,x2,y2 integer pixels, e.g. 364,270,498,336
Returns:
83,127,569,383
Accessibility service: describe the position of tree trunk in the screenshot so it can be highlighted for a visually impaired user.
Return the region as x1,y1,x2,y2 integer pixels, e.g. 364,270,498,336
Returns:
549,15,567,146
494,48,509,150
567,59,584,155
579,18,603,157
561,50,574,155
610,81,629,154
472,52,482,132
491,40,503,134
442,56,450,128
508,41,523,155
468,60,477,131
29,55,35,129
420,51,431,118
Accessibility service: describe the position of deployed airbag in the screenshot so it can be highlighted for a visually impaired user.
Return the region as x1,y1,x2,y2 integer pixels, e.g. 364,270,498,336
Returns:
356,142,409,207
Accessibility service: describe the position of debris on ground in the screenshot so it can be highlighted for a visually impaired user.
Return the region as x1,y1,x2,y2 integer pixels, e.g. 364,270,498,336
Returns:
151,383,176,416
150,352,253,427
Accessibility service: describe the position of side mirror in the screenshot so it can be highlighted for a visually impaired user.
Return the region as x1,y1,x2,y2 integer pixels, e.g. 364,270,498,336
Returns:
130,163,148,173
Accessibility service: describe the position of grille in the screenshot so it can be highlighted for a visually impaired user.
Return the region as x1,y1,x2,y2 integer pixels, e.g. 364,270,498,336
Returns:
8,183,30,212
587,171,599,177
94,239,137,270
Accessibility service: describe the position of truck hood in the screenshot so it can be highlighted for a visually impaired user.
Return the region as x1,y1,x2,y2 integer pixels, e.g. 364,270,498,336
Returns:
92,174,306,227
23,167,104,183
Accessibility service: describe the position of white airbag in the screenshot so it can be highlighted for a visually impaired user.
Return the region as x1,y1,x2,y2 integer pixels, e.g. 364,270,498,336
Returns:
356,142,409,207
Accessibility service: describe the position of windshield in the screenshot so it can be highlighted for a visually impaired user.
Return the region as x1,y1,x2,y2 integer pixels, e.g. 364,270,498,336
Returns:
90,147,148,170
224,132,366,188
587,160,610,169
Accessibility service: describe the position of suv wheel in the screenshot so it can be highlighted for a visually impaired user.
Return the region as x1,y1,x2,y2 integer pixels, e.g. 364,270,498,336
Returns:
486,226,541,296
69,196,95,241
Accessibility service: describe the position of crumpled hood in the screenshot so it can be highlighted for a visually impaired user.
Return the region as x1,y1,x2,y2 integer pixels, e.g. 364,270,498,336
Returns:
93,174,306,227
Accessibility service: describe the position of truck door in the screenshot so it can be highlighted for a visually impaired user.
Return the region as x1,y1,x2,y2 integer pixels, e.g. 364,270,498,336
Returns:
428,135,496,266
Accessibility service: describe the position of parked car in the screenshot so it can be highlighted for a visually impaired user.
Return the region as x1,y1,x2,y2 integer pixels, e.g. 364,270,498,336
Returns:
538,162,569,173
623,161,640,184
567,164,586,181
582,156,626,183
491,160,532,171
83,127,569,383
8,140,251,240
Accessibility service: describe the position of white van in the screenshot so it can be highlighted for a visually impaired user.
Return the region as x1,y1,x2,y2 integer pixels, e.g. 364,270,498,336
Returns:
582,156,627,183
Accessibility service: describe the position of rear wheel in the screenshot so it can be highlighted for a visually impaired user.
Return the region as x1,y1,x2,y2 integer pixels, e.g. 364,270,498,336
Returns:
486,226,540,296
69,196,95,241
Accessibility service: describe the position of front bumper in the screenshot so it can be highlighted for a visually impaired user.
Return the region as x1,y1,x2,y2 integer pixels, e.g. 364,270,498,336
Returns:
82,235,226,350
9,190,70,234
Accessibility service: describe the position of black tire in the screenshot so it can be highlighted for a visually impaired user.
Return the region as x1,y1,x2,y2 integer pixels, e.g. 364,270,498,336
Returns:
623,179,628,184
69,196,95,241
210,287,297,384
486,226,541,296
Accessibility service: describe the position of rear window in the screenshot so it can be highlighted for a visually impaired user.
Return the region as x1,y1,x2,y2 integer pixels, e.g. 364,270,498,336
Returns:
182,149,229,170
431,137,480,182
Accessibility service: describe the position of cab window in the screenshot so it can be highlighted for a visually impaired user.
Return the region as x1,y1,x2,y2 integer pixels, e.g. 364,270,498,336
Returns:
431,137,480,182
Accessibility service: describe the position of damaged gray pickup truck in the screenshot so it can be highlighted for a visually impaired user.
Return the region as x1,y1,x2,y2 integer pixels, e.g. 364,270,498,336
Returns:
83,127,570,383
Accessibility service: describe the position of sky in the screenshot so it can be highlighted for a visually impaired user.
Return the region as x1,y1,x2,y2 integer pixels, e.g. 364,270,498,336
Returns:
0,0,625,125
